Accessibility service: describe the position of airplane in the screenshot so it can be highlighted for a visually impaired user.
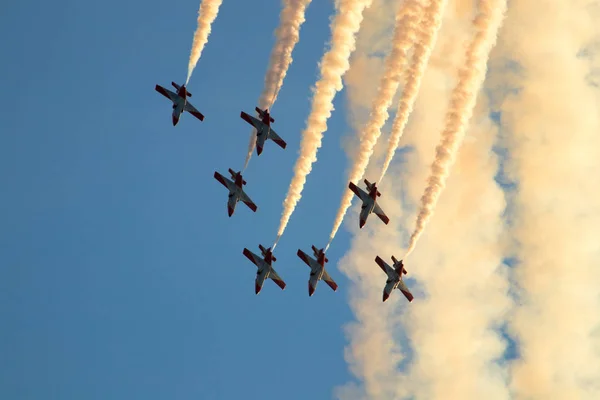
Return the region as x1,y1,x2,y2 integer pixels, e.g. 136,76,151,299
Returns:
214,168,258,217
154,81,205,126
348,179,390,228
243,244,287,294
240,107,287,155
297,245,338,296
375,255,413,303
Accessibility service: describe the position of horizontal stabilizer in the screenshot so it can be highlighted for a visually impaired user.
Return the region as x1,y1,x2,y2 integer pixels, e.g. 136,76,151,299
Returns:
255,107,274,122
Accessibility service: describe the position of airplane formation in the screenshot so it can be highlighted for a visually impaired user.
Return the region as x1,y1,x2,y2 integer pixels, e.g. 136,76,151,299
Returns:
154,80,413,303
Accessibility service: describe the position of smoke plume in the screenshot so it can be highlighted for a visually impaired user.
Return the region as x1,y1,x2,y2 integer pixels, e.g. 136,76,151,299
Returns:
377,0,447,182
404,0,507,257
336,2,512,398
274,0,374,244
325,0,425,250
492,0,600,397
185,0,224,85
244,0,313,169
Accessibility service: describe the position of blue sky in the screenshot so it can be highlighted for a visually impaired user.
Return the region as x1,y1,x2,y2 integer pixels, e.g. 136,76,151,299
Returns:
0,0,366,398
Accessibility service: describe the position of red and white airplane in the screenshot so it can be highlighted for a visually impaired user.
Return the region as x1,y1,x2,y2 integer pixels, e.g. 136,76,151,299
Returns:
297,245,338,296
240,107,287,155
375,255,413,302
213,168,257,217
348,179,390,228
154,81,204,126
243,244,287,294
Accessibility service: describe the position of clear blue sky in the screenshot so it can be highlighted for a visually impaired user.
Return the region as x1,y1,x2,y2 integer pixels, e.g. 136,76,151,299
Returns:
0,0,365,398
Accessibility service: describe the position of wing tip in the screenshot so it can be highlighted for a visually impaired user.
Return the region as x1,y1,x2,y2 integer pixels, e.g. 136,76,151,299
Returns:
274,279,286,291
191,111,204,121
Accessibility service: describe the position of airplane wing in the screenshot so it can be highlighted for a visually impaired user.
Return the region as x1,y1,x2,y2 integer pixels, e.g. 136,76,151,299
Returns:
297,250,317,270
243,248,267,269
240,111,262,129
184,101,205,121
267,128,287,149
397,280,414,302
348,182,369,201
372,202,390,225
214,172,235,191
155,85,179,102
238,190,258,213
255,268,268,294
375,256,395,277
321,269,338,292
268,268,286,290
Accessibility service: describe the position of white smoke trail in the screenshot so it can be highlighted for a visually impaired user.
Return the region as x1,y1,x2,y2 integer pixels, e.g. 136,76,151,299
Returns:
243,0,313,170
327,0,447,250
377,0,447,182
492,0,600,397
404,0,507,257
185,0,224,85
274,0,374,244
335,3,512,398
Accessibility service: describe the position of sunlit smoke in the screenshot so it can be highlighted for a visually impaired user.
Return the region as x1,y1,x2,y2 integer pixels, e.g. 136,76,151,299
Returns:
404,0,507,257
335,2,514,396
493,0,600,397
243,0,313,170
325,0,426,248
186,0,224,85
275,0,374,239
377,0,447,182
272,234,282,250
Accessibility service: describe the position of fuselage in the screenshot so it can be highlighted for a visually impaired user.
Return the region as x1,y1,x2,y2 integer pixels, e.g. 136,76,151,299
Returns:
172,96,185,126
383,270,411,302
308,250,327,296
226,174,245,216
359,197,376,228
359,186,380,227
255,111,272,140
171,86,189,126
310,257,326,280
255,251,275,294
383,268,401,301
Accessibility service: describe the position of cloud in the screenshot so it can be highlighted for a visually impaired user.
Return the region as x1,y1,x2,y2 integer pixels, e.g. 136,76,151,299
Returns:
489,0,600,397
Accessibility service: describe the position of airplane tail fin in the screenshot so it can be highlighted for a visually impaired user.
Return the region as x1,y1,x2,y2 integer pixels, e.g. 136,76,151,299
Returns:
255,106,275,122
392,256,407,275
172,81,192,97
364,179,381,196
229,168,244,184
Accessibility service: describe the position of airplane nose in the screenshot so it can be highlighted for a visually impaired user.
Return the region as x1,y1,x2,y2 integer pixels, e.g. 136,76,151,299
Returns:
256,146,263,156
382,292,390,302
172,116,178,126
228,206,234,217
308,283,315,297
359,220,365,229
255,283,261,295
